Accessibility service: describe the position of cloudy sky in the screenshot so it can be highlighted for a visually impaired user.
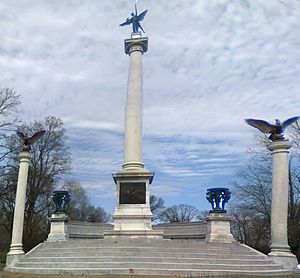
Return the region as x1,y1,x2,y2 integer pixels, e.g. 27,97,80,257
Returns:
1,0,300,214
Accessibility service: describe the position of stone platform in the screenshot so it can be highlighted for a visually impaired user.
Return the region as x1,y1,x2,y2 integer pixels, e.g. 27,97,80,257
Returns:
5,222,296,277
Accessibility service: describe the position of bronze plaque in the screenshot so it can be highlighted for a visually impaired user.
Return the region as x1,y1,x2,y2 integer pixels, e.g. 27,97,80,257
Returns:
120,182,146,204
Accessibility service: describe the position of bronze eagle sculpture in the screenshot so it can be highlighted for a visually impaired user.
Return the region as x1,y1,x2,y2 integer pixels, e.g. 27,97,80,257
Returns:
16,130,46,151
120,4,148,33
245,117,300,141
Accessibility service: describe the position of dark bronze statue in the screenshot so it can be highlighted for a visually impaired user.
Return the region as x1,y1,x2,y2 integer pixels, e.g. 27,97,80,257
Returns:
206,188,231,213
120,4,148,33
52,190,71,214
245,117,299,141
16,130,46,151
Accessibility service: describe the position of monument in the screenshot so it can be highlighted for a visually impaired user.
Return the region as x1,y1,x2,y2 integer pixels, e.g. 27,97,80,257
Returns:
104,4,162,238
245,117,299,268
4,5,298,276
6,130,45,266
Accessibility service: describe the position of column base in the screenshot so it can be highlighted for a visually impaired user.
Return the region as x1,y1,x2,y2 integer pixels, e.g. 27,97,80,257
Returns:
47,213,69,242
205,213,234,243
7,243,24,256
268,249,298,269
122,161,145,171
6,253,24,267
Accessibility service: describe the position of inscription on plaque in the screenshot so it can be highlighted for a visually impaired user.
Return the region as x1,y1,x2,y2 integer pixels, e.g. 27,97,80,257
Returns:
120,182,146,204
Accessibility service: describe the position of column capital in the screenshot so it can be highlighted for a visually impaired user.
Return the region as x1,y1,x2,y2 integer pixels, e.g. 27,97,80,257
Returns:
267,140,292,152
18,151,32,160
124,37,148,55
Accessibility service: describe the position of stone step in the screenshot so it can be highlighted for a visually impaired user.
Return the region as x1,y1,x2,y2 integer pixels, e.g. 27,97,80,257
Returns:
34,245,259,254
21,256,272,265
8,266,293,277
8,238,289,277
31,250,264,260
15,261,282,271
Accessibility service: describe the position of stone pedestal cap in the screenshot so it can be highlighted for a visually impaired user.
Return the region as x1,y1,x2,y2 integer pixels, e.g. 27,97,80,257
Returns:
18,151,32,160
112,171,154,184
125,37,148,54
267,140,292,152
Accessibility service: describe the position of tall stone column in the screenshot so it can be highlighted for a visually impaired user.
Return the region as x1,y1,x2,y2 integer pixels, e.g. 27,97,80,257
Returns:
267,140,297,268
104,34,162,238
6,151,31,265
122,35,148,171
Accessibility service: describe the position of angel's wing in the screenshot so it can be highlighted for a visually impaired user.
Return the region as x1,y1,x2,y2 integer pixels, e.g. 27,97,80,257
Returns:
28,130,46,145
245,119,275,133
120,18,132,26
16,131,25,141
282,116,300,131
138,9,148,21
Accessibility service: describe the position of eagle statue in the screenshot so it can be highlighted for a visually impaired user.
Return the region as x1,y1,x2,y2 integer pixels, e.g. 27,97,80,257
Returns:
245,117,299,141
16,130,46,151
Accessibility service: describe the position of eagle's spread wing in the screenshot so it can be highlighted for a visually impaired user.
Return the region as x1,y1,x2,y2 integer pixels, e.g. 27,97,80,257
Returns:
245,119,275,133
16,131,25,141
27,130,46,145
120,18,132,26
138,10,148,21
282,116,300,131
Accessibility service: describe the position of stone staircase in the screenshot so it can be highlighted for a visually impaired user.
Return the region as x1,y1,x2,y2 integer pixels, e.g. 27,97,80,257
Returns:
5,238,294,276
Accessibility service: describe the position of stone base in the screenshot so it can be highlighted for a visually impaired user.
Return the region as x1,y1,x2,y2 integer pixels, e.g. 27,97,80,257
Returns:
112,170,154,235
5,253,24,267
268,250,298,269
113,209,153,231
103,229,164,239
47,213,69,242
205,213,234,243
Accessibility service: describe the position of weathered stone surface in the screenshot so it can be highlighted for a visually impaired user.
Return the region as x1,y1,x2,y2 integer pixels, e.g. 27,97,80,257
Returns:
205,213,234,243
47,213,69,242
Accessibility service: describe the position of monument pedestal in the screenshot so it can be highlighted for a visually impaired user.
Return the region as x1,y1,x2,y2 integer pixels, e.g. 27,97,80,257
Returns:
47,213,69,242
205,213,234,243
105,170,163,238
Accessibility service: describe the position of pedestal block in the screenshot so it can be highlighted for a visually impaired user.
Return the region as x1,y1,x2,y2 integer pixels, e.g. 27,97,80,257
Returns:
267,140,297,268
47,213,69,242
106,171,163,238
205,213,234,243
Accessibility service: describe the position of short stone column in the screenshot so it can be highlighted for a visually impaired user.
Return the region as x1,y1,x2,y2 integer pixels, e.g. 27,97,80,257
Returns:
6,151,31,265
206,213,234,243
267,140,298,268
47,213,69,242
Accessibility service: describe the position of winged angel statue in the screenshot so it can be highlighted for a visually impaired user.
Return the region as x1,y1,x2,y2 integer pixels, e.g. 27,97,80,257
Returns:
120,4,148,33
245,116,299,141
16,130,46,151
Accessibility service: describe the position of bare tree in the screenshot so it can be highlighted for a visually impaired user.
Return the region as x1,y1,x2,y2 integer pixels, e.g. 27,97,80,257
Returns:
159,204,200,223
150,195,165,221
61,180,111,223
0,88,20,163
